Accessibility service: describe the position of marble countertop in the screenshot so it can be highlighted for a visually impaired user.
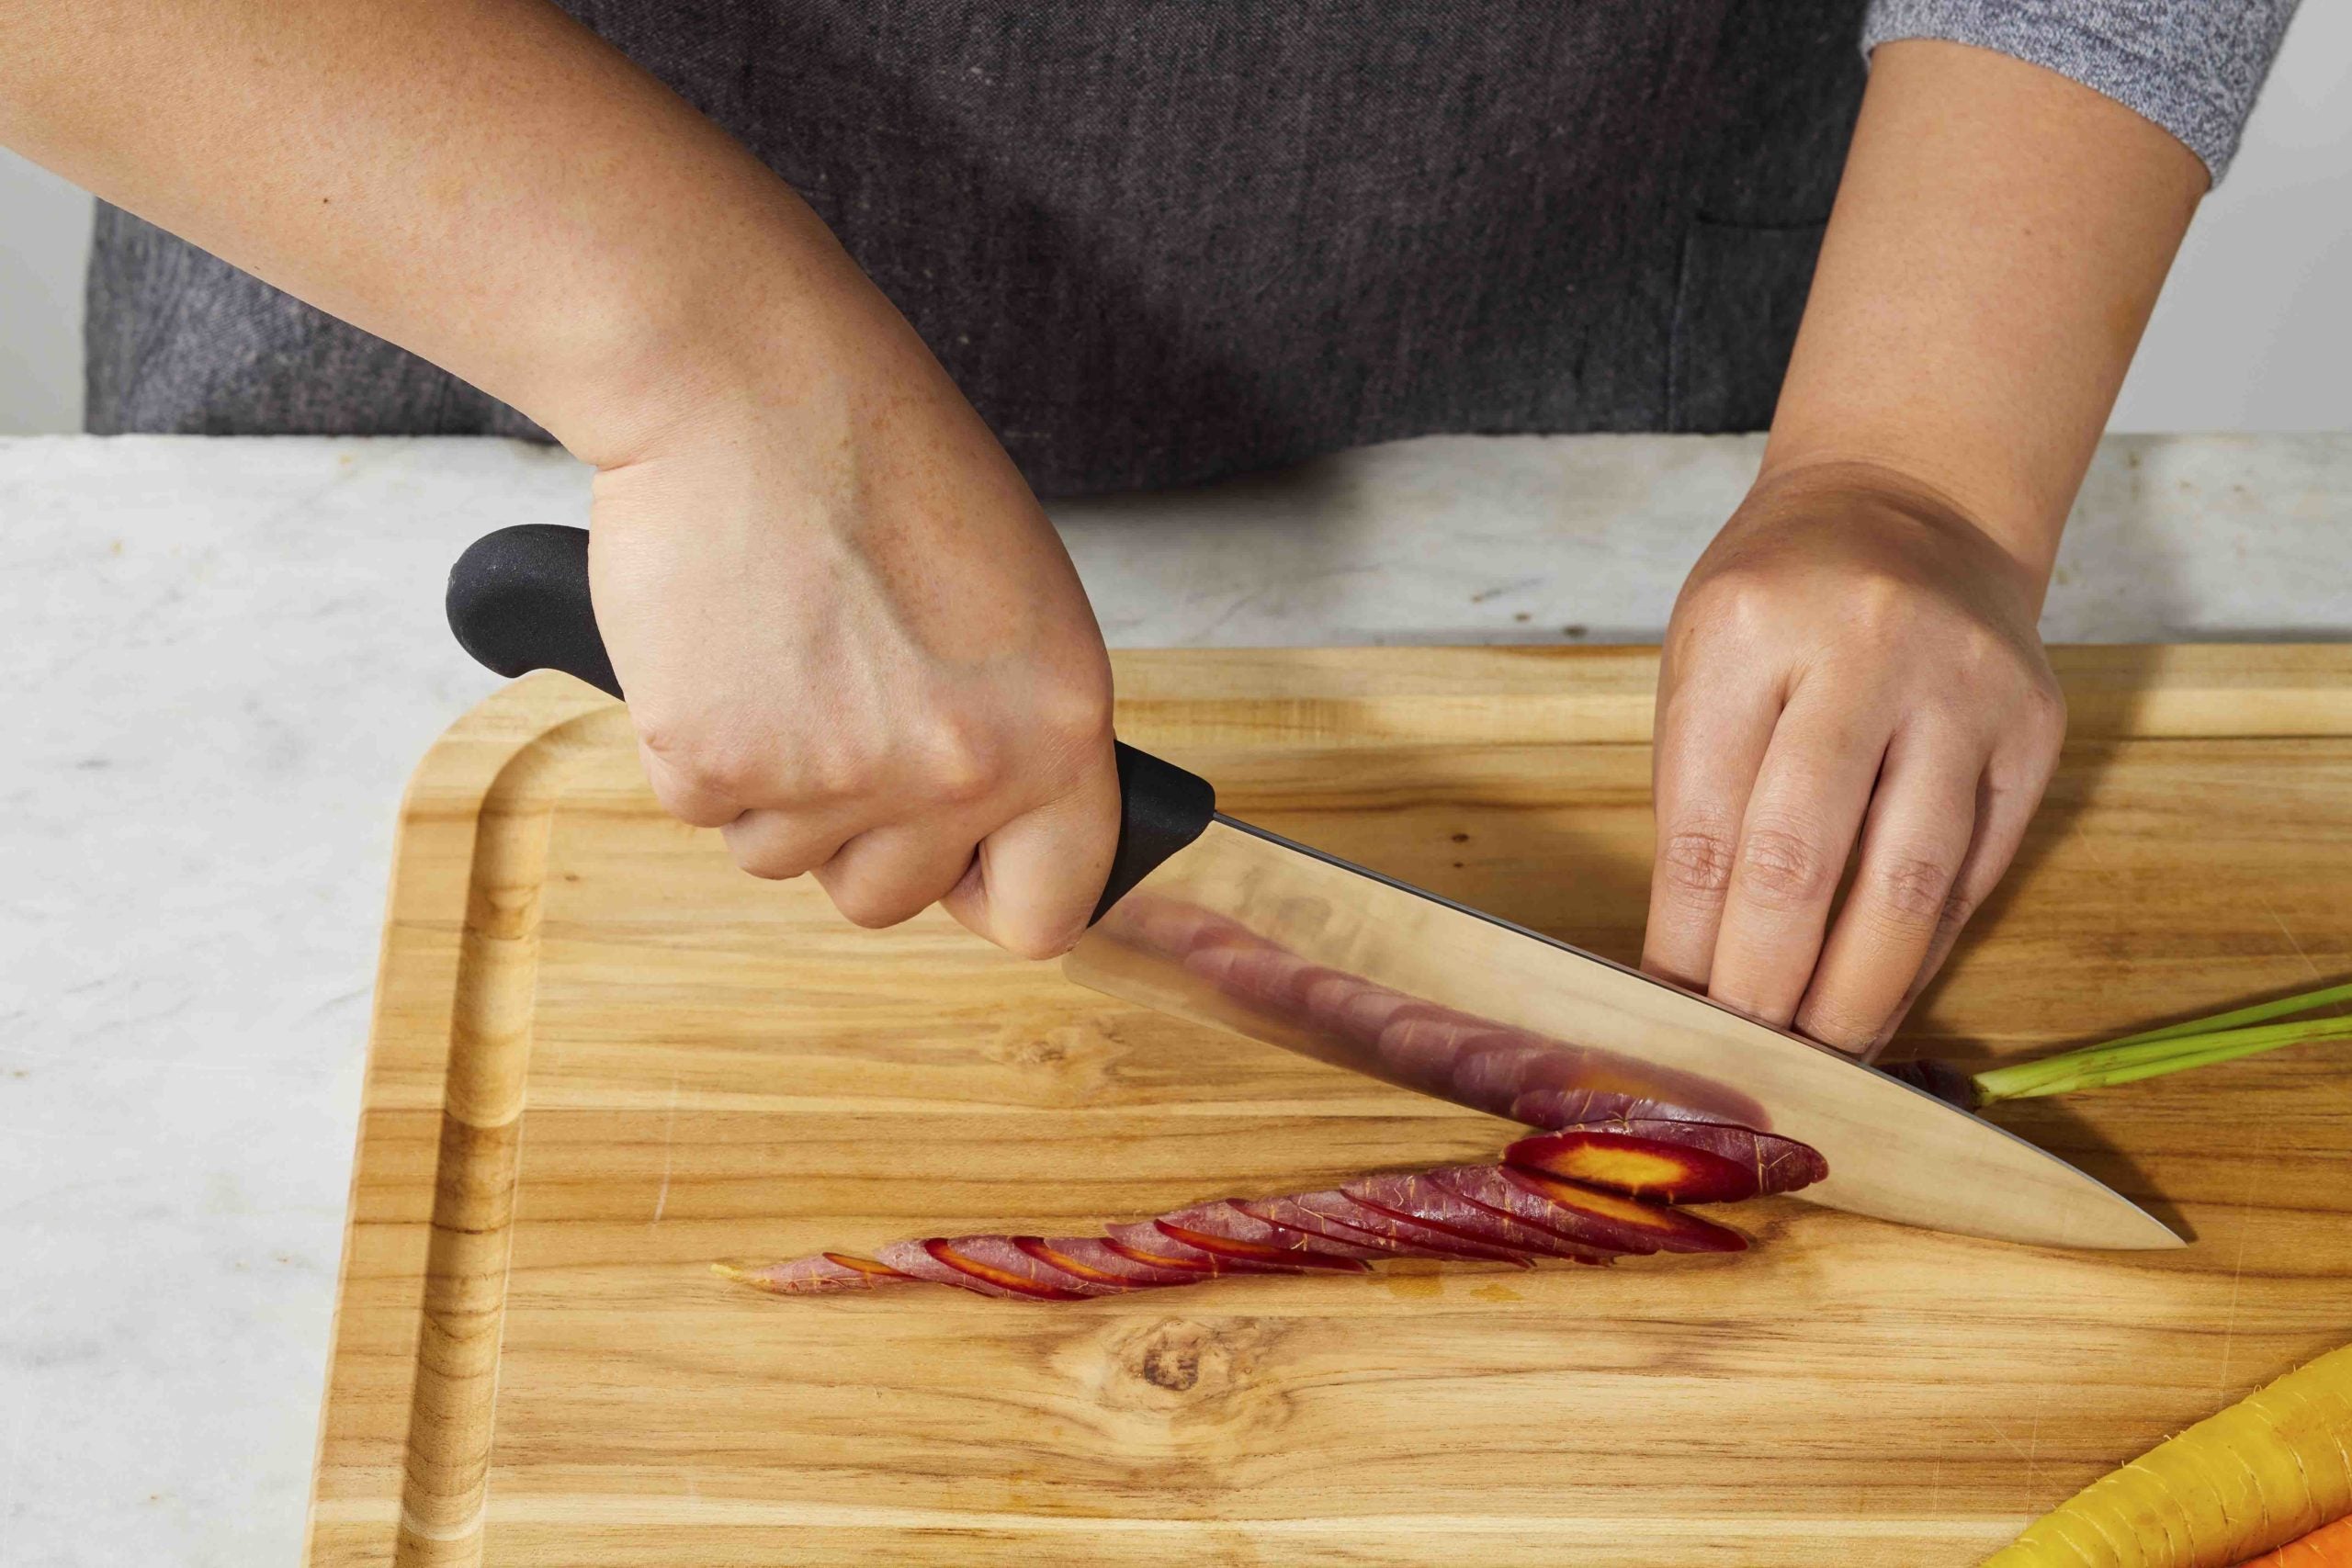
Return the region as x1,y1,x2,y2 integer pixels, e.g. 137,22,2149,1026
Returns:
4,430,2346,1565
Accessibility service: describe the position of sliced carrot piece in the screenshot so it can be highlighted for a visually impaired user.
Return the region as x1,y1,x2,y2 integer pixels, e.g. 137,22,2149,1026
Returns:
1156,1220,1368,1272
927,1236,1123,1298
868,1238,1032,1298
1342,1172,1606,1262
1106,1219,1317,1273
1161,1199,1389,1261
1284,1190,1535,1266
1501,1168,1747,1254
1505,1120,1826,1203
1016,1235,1199,1288
1239,1195,1482,1258
711,1252,916,1295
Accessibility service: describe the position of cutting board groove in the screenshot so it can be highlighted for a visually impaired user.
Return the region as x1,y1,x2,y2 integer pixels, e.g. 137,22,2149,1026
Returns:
389,705,618,1563
306,647,2352,1568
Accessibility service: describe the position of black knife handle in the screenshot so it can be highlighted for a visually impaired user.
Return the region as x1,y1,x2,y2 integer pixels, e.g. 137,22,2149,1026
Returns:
445,524,1213,922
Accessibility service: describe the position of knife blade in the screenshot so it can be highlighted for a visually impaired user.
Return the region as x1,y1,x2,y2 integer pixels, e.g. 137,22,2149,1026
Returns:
447,524,2181,1251
1067,814,2181,1249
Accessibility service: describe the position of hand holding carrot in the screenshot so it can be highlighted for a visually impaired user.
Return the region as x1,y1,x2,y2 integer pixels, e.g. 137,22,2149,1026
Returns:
1645,463,2065,1055
1644,42,2203,1052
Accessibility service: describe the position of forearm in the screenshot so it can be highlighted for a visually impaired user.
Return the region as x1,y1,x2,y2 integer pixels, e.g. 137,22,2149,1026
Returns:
0,0,854,460
1764,39,2207,585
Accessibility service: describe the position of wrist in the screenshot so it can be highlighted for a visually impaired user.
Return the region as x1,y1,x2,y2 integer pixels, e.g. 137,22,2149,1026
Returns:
1747,450,2062,598
1734,456,2058,615
507,189,888,470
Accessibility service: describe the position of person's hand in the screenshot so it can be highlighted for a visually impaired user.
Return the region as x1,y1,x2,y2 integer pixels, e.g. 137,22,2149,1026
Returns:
1642,461,2067,1055
582,273,1120,960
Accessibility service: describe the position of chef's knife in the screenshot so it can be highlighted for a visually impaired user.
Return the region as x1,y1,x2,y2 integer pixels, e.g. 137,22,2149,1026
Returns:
447,524,2180,1250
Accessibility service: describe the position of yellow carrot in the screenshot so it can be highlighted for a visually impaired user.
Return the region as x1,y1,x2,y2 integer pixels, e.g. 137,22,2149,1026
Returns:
1983,1345,2352,1567
2234,1512,2352,1567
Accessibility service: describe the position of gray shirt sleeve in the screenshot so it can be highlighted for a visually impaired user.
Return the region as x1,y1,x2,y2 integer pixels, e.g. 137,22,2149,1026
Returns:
1860,0,2302,181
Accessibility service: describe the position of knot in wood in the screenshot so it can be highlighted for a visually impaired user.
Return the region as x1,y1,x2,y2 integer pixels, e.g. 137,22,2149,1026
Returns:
978,1024,1123,1105
1102,1317,1286,1409
995,1035,1070,1067
1140,1334,1203,1393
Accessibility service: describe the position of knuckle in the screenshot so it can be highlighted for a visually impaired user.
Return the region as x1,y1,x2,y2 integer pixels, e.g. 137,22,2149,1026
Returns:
1943,623,2008,680
684,753,762,802
1658,829,1737,897
1841,572,1910,641
1040,675,1114,750
922,726,1005,808
1872,852,1957,925
1680,570,1776,641
1937,886,1978,934
646,770,731,828
1800,998,1885,1052
1027,683,1117,788
1736,827,1836,908
777,742,865,807
632,709,697,765
2020,680,2068,745
640,723,761,803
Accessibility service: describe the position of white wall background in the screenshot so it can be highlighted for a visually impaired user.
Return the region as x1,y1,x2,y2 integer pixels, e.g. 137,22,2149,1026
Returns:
1,6,2345,436
0,152,85,434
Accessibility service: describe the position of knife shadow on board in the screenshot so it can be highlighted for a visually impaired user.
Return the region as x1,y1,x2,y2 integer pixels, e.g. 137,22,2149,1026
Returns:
1991,1096,2189,1241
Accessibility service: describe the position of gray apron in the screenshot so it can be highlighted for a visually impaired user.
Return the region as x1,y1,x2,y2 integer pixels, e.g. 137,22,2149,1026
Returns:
85,1,1867,497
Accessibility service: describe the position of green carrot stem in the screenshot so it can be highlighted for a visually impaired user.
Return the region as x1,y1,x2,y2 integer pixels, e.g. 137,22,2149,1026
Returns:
2096,980,2352,1049
1973,1014,2352,1104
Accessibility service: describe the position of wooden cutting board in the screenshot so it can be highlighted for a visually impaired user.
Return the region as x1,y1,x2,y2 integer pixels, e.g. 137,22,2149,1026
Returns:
305,646,2352,1568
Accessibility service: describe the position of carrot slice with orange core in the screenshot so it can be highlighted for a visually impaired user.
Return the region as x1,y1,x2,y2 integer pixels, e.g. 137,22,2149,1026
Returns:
1500,1168,1746,1253
1102,1235,1223,1274
1012,1236,1133,1285
923,1238,1093,1301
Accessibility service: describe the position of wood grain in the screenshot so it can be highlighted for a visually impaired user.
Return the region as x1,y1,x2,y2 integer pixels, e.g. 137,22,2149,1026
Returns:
304,647,2352,1567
